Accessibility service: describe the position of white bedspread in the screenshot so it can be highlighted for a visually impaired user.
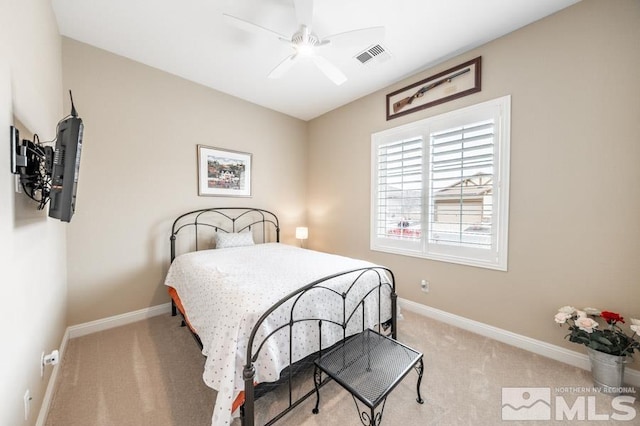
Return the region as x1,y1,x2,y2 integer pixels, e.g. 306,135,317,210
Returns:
163,243,391,426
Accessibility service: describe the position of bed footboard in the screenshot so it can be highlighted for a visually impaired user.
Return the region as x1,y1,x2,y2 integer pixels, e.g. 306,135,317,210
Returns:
241,267,396,426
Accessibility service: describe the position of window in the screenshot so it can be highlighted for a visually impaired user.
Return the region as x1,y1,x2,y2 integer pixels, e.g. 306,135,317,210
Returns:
371,96,510,270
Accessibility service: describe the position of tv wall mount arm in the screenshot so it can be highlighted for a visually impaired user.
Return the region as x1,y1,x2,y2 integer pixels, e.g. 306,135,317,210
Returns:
10,126,54,209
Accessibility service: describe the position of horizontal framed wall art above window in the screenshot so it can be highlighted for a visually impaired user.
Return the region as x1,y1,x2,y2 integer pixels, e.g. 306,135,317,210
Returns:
371,95,511,271
386,56,482,120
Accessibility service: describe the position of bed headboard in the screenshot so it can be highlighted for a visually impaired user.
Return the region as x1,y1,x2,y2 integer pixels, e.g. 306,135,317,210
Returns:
170,207,280,262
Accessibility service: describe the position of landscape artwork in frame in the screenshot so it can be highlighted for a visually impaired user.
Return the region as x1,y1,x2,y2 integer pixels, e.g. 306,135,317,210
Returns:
197,145,252,197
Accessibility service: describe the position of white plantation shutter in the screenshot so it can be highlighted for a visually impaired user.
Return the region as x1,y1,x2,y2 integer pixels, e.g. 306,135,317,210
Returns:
371,95,510,270
375,137,423,241
428,120,494,249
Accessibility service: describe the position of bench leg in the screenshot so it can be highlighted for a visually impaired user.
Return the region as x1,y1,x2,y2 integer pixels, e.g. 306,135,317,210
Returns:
415,358,425,404
312,366,321,414
353,396,386,426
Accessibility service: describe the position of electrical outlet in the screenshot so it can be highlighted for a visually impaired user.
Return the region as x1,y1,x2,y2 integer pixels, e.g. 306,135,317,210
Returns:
43,349,60,367
420,279,430,293
23,389,31,420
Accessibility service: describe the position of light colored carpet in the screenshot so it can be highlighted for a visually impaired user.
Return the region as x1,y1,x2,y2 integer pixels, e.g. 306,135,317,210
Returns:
45,309,639,425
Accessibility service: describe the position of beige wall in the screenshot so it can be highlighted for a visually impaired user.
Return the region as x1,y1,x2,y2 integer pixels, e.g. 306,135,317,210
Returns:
62,38,308,325
308,0,640,368
0,1,67,425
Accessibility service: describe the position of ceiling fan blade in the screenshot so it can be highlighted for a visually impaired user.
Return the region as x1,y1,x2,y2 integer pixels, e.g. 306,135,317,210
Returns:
310,55,347,85
294,0,314,28
323,26,385,48
223,13,289,41
268,54,299,79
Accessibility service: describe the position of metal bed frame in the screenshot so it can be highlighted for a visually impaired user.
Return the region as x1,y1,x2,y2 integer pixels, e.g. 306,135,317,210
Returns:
168,207,397,426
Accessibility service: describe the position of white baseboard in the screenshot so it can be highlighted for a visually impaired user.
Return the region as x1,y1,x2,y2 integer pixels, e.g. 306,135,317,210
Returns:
36,303,172,425
398,298,640,387
68,302,172,338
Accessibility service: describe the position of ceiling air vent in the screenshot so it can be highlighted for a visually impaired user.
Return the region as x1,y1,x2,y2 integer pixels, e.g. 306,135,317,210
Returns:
355,44,391,65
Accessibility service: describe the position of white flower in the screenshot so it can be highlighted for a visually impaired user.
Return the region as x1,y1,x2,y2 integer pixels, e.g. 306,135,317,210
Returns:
576,310,586,318
554,312,572,324
575,317,599,333
558,306,576,315
583,307,601,316
631,325,640,334
630,318,640,326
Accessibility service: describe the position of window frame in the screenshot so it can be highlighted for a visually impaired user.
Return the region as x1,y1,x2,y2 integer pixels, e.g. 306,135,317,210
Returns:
370,95,511,271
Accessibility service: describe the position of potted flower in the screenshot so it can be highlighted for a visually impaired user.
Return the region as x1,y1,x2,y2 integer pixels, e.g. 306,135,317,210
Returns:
554,306,640,391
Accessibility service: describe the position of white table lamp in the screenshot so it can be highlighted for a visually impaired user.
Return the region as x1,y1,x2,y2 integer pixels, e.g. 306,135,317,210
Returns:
295,227,308,247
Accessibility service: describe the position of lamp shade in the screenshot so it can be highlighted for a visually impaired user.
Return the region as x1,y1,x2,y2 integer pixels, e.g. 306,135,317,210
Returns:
295,227,308,240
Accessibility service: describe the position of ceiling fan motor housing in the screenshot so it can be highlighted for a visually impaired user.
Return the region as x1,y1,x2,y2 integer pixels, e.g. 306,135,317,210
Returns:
291,25,328,55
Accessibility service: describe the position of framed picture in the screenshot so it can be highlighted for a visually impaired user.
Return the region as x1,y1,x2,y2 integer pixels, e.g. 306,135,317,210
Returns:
386,56,481,120
197,145,252,197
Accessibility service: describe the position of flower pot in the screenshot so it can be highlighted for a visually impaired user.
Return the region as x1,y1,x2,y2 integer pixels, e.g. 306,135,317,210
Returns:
587,347,628,393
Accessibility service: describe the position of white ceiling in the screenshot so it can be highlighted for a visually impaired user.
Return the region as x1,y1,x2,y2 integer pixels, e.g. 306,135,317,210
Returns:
51,0,580,121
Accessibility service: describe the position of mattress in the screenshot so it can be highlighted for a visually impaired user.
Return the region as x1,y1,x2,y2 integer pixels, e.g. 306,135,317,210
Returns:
164,243,391,426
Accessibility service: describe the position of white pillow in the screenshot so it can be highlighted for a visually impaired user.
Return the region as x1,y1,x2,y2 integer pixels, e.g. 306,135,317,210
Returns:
214,232,254,249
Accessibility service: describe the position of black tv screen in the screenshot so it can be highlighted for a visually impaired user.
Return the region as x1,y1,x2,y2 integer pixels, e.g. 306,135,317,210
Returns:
48,115,83,222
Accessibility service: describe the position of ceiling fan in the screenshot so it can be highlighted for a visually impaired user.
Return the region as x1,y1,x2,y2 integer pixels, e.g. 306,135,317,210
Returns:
223,0,384,85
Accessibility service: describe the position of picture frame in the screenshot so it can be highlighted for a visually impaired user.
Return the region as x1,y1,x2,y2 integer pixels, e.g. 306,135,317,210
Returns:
197,145,252,197
386,56,482,120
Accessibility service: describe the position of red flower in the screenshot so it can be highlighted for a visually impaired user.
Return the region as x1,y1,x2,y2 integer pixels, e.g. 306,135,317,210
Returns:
601,311,625,324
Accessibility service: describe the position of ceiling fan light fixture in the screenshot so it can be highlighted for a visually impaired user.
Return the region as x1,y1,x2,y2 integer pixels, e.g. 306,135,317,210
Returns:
295,41,315,57
292,26,321,57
